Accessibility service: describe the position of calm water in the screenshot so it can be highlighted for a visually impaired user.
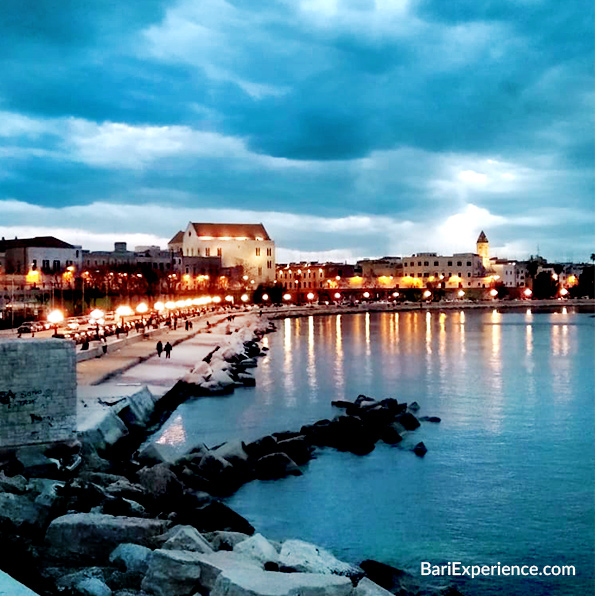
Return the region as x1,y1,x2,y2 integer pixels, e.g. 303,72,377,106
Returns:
153,307,595,596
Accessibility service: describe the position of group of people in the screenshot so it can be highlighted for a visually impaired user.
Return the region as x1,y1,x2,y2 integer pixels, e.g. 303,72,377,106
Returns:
155,340,173,359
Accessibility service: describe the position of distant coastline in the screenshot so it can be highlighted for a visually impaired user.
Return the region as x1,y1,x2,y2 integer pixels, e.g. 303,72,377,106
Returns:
264,298,595,320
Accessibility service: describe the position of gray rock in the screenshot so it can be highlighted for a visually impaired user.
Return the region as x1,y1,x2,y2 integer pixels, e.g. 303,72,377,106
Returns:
233,533,278,565
254,453,302,480
14,446,60,478
45,513,169,564
352,578,395,596
0,471,27,494
28,478,65,509
211,568,353,596
137,464,184,505
193,551,262,592
162,525,214,553
109,543,153,575
278,540,359,577
56,568,112,596
0,492,47,530
205,530,249,551
141,549,202,596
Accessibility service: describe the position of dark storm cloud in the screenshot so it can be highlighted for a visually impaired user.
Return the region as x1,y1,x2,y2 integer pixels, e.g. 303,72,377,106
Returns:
0,0,592,260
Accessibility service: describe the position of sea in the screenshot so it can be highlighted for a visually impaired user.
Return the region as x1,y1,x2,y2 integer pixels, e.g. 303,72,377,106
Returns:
151,306,595,596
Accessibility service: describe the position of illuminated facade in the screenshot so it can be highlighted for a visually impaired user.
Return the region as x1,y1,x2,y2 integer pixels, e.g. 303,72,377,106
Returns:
401,253,485,287
169,223,275,285
276,263,356,291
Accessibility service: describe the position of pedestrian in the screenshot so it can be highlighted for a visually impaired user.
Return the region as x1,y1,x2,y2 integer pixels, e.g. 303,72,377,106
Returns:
164,341,172,359
156,340,163,357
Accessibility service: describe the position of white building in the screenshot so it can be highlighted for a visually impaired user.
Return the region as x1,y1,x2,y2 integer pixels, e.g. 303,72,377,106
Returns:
0,236,82,275
168,223,275,285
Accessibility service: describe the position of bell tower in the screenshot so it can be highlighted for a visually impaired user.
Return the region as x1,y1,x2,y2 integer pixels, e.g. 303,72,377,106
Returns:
476,231,489,269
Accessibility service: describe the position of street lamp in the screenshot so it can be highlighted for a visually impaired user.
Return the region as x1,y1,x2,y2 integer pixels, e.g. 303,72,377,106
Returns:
307,292,314,301
423,290,432,299
262,294,269,301
47,309,64,336
283,294,291,301
241,294,249,302
490,289,498,298
524,288,533,298
136,303,148,314
458,290,465,298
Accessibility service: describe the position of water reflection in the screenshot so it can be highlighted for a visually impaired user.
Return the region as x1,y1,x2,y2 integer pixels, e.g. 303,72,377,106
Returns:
156,414,186,446
334,315,345,399
425,311,432,355
283,318,295,404
307,316,318,397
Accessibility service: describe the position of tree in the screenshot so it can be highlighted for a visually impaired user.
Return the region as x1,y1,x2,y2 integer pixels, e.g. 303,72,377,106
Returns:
532,271,558,299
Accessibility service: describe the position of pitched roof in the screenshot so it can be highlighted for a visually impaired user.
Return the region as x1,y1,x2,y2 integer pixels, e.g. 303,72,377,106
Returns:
189,223,271,241
477,231,488,243
168,230,185,246
0,236,76,251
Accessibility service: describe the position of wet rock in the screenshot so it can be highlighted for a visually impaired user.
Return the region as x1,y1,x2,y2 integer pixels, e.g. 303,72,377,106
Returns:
359,560,412,593
28,477,65,509
0,491,48,532
56,568,112,596
141,549,202,596
204,530,249,551
104,479,148,505
380,424,403,445
162,525,214,553
395,412,420,431
278,539,361,578
413,442,428,457
211,568,353,596
14,446,60,478
330,400,352,409
212,440,250,468
408,401,420,412
45,513,169,564
419,416,442,423
233,533,278,566
353,577,397,596
244,436,278,461
276,436,313,466
272,430,303,442
188,501,255,535
197,453,234,479
254,453,302,480
102,497,147,517
237,373,256,386
325,417,376,455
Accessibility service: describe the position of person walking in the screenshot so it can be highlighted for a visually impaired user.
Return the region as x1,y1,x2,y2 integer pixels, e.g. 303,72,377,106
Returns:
156,340,163,357
164,342,172,359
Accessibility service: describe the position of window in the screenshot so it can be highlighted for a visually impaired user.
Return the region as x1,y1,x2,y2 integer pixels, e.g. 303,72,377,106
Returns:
467,261,472,266
457,261,462,266
448,261,452,266
418,261,422,266
267,248,272,256
53,260,60,272
205,248,210,256
267,260,272,269
217,248,222,257
32,260,37,271
423,261,429,266
468,272,471,277
256,248,261,256
434,261,439,266
258,267,262,276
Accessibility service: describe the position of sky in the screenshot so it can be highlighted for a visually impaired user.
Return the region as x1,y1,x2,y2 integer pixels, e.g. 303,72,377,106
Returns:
0,0,593,264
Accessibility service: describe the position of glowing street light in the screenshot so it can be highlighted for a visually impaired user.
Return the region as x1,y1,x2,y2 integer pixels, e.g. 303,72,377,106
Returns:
307,292,315,301
363,292,370,299
225,295,234,302
423,290,432,299
334,293,341,299
47,309,64,335
136,303,148,314
115,306,134,318
241,294,249,302
524,288,533,298
213,296,222,303
154,302,165,312
283,294,292,301
165,301,175,310
262,294,269,301
90,308,104,321
392,292,399,298
458,290,465,298
560,288,569,297
489,289,498,297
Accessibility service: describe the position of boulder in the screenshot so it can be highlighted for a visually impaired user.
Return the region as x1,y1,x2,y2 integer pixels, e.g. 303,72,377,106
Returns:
419,416,441,423
244,436,278,461
394,412,420,431
408,401,420,412
324,417,376,455
211,568,353,596
330,400,352,409
104,479,148,505
0,491,48,531
109,543,152,576
237,373,256,386
102,497,147,517
193,551,262,592
162,525,214,553
55,568,112,596
14,446,60,478
137,464,184,507
204,530,249,551
189,501,255,535
141,549,202,596
278,540,360,578
233,533,278,566
276,436,313,466
352,578,396,596
359,560,411,593
0,471,27,494
380,424,403,445
413,442,428,457
254,453,302,481
45,513,169,564
198,453,234,479
212,441,250,468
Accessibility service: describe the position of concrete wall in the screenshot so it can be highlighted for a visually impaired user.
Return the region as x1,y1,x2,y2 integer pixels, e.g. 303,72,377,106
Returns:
0,339,77,447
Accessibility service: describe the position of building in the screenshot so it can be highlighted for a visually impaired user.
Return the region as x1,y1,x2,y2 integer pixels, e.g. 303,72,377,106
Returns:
489,259,528,288
356,257,403,279
0,236,82,276
401,252,486,288
169,223,275,285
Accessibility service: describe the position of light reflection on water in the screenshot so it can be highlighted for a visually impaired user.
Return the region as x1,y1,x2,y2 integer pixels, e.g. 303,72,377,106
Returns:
152,308,594,596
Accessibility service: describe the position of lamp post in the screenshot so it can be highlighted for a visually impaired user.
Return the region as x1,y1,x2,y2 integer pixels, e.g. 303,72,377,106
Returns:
47,309,64,336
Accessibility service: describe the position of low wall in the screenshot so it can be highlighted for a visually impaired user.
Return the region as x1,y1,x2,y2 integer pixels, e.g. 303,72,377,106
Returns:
0,339,77,447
